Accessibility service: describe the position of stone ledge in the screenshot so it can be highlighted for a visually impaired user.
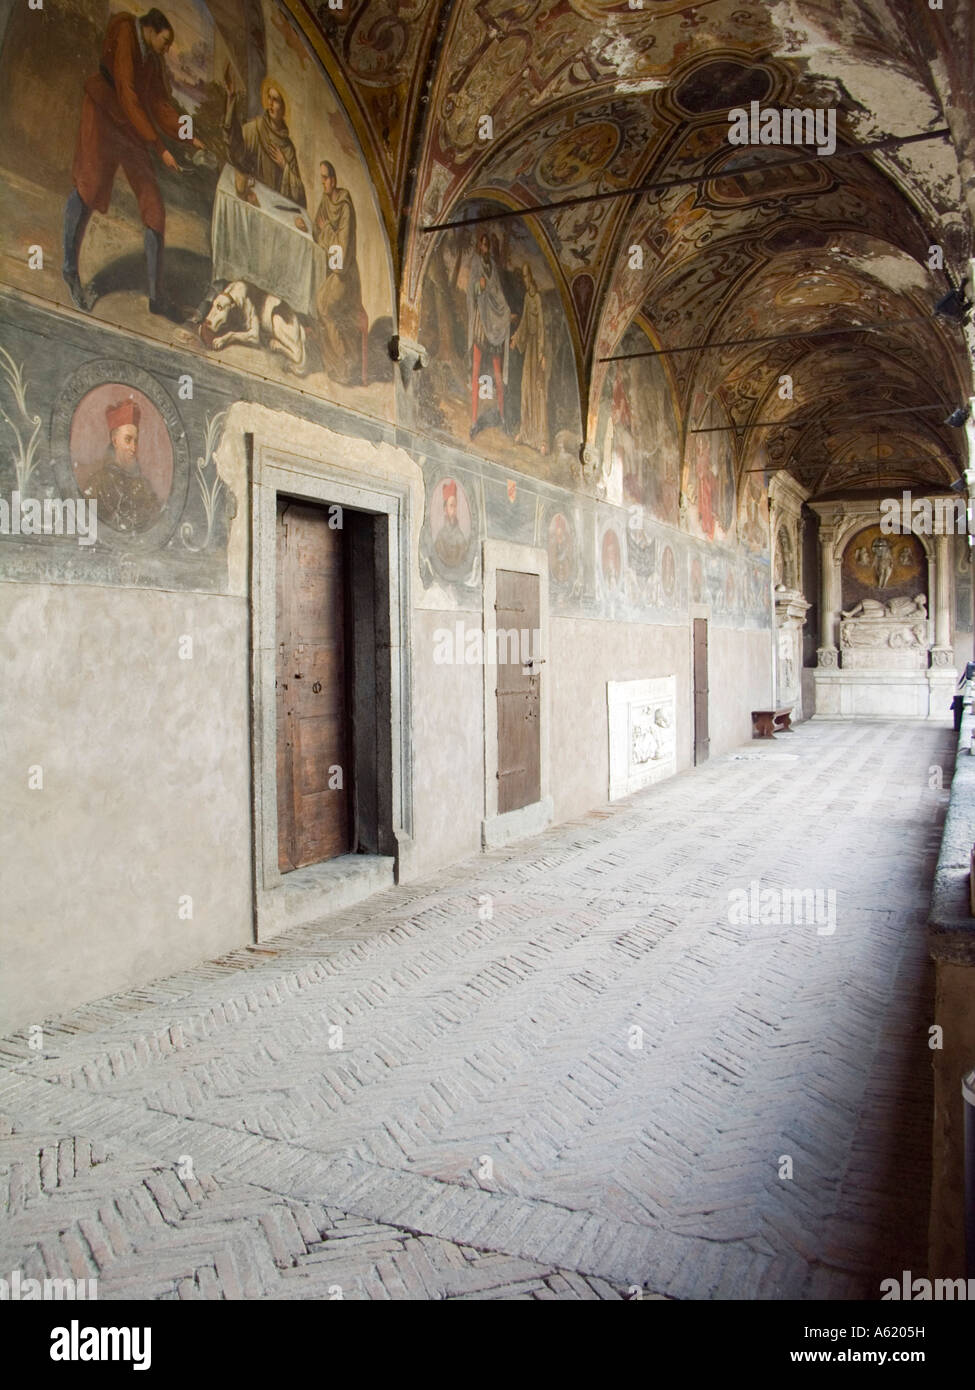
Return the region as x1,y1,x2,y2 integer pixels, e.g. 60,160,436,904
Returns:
814,666,953,721
928,710,975,963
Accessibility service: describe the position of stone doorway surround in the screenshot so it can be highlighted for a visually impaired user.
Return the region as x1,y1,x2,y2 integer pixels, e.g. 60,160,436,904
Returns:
480,538,552,849
241,409,418,939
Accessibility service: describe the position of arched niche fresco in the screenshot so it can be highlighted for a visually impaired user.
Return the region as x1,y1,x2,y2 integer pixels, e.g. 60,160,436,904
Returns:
0,0,393,409
594,323,680,527
841,524,927,610
417,199,582,485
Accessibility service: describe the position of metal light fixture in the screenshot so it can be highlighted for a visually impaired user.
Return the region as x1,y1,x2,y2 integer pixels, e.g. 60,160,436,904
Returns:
935,287,972,323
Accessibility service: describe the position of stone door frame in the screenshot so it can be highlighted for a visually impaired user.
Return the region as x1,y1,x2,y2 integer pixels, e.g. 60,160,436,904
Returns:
250,434,415,937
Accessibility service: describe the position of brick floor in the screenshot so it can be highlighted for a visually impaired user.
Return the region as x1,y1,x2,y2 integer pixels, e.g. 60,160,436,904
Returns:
0,720,953,1299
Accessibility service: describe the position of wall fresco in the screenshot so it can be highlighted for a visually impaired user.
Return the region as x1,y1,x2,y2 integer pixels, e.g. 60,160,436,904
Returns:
417,200,582,485
594,324,680,527
0,0,394,412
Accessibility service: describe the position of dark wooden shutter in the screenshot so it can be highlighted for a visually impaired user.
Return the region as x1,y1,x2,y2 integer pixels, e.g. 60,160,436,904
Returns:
693,616,709,765
496,569,541,814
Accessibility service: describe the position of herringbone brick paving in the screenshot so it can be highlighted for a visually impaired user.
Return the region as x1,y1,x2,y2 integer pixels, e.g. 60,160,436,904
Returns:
0,720,952,1298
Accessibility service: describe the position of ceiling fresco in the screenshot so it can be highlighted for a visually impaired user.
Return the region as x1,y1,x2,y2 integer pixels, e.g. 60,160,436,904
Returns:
285,0,973,502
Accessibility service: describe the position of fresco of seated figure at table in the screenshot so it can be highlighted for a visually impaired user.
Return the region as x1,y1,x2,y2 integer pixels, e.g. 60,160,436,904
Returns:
210,163,325,321
223,69,307,214
0,0,393,409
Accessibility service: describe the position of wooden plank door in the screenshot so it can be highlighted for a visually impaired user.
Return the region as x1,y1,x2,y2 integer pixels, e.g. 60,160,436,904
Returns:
276,500,351,871
496,569,541,815
693,616,709,765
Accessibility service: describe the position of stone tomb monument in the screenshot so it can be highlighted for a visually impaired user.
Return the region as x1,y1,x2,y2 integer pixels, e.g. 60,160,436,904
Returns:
812,506,957,719
839,593,929,667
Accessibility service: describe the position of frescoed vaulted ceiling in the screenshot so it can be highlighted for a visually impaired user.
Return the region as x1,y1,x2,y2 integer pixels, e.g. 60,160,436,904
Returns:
286,0,974,500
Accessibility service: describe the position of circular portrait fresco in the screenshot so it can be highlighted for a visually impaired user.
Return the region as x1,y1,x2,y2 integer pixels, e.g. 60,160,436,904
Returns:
69,385,174,535
601,527,622,590
429,476,474,571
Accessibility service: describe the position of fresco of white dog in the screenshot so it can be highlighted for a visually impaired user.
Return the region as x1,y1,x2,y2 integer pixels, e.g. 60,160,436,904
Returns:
202,281,307,375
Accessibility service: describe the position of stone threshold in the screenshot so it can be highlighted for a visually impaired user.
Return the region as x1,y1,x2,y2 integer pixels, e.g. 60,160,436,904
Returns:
258,853,395,941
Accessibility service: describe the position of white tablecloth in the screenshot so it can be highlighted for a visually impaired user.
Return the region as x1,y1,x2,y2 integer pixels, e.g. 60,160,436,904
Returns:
210,163,326,317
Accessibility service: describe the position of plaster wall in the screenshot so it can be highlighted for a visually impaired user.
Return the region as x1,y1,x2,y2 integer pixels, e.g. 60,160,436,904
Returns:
410,607,485,877
0,581,252,1033
410,612,774,868
550,618,690,824
549,618,773,824
707,627,776,757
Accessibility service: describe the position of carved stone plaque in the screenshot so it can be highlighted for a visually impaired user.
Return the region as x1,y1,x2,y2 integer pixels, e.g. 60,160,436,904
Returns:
608,676,677,800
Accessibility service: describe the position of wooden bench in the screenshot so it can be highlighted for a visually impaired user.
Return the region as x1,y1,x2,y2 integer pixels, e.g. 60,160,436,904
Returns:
751,707,793,739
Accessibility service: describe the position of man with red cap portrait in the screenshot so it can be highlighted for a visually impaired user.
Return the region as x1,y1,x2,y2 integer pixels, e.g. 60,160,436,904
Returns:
434,479,468,569
83,399,163,533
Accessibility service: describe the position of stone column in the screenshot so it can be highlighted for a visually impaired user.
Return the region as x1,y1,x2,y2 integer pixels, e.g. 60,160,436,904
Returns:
928,532,958,716
816,523,840,668
933,533,952,656
774,589,811,715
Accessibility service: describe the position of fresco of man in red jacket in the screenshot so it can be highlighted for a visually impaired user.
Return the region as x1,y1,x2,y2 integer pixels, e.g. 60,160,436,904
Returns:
63,8,205,319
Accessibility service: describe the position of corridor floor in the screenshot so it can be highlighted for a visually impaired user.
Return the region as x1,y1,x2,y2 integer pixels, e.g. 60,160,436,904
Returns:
0,720,955,1300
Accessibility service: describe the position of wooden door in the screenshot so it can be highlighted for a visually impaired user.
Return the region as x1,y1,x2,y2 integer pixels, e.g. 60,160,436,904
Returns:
276,500,351,871
693,616,709,765
496,569,541,814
